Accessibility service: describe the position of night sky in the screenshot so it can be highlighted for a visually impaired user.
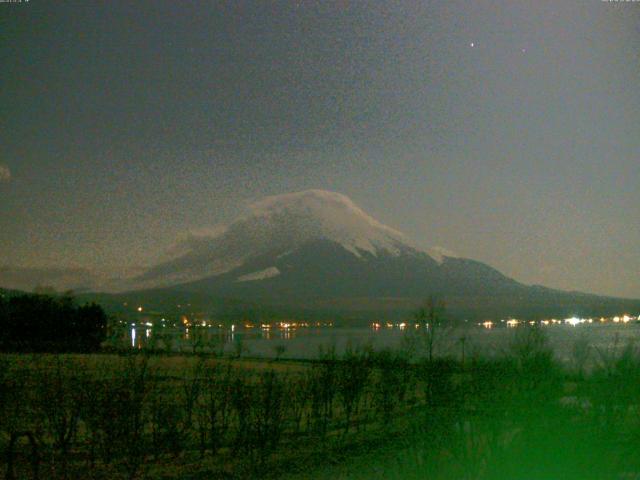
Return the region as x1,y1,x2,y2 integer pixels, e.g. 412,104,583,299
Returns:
1,1,639,298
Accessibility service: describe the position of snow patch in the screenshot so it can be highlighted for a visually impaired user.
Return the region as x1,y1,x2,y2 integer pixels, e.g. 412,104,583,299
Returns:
427,246,459,264
237,266,281,282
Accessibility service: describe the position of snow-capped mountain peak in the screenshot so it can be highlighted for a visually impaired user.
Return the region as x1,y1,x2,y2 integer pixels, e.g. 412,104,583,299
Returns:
135,189,442,288
241,189,408,257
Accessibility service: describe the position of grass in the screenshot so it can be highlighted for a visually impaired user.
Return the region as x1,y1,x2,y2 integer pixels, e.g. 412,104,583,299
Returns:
2,327,640,479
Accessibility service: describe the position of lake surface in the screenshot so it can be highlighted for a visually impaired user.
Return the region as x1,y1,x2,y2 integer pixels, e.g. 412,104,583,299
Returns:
124,321,640,365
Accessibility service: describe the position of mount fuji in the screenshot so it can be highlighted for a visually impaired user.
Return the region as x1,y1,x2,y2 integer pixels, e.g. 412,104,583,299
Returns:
101,189,638,320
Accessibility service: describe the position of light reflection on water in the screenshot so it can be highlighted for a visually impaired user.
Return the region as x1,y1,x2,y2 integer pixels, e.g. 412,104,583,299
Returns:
123,322,640,362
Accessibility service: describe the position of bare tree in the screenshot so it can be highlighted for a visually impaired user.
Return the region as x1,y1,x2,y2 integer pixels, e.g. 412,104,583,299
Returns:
412,296,447,362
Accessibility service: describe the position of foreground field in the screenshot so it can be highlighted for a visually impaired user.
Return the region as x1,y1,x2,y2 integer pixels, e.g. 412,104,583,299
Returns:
2,328,640,479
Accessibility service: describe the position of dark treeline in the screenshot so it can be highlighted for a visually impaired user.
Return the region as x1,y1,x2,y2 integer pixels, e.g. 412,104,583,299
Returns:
0,293,107,352
2,328,640,479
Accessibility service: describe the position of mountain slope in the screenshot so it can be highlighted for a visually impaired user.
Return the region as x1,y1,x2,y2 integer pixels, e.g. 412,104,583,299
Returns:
175,239,521,299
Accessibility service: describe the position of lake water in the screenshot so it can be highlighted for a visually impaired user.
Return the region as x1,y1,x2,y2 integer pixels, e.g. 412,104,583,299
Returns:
124,321,640,365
